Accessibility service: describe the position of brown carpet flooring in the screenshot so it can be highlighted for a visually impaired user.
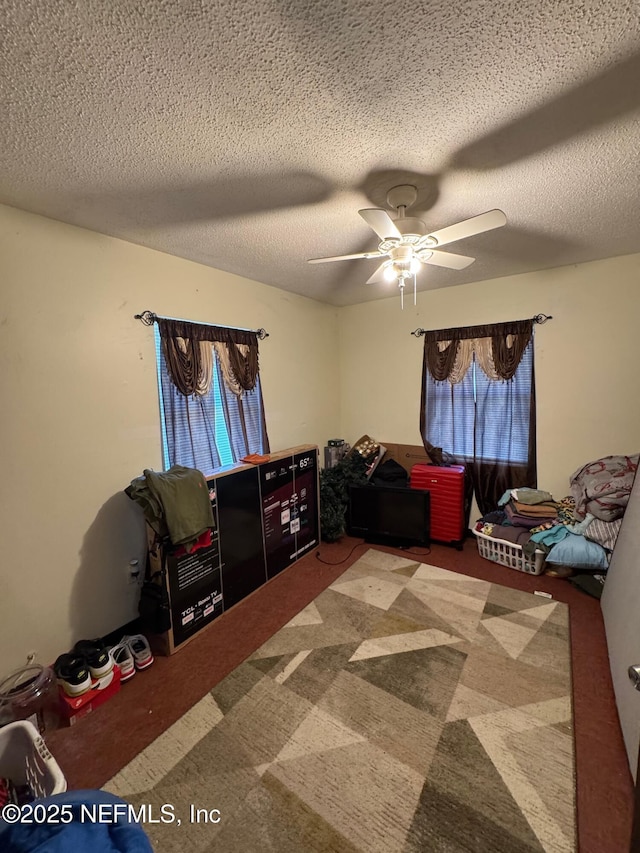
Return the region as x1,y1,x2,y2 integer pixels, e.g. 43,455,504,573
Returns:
46,537,633,852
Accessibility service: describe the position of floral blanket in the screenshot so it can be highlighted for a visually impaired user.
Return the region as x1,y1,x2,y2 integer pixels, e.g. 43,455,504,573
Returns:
570,454,639,521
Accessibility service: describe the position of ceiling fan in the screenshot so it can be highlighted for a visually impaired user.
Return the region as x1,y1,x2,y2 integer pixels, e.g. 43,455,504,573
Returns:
308,185,507,307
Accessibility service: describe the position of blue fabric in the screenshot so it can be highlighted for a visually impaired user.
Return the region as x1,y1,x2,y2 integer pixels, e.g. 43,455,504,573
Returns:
497,489,513,507
545,533,609,569
0,790,153,853
564,512,595,536
530,525,571,547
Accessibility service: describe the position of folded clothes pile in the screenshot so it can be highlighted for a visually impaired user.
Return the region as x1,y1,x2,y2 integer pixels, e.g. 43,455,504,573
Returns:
476,483,613,574
477,487,563,542
504,498,559,528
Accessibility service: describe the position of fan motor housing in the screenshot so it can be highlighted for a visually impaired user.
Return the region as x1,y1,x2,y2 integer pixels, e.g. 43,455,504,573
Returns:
389,245,414,263
394,217,426,238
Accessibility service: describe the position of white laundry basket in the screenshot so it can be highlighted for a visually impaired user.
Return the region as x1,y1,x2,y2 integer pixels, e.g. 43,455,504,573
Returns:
473,528,546,575
0,720,66,798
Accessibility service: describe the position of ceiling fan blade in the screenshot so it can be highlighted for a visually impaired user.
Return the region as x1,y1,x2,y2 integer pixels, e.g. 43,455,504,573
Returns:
365,262,389,285
308,251,382,264
426,209,507,247
420,249,475,270
358,208,401,240
450,53,640,171
79,172,333,228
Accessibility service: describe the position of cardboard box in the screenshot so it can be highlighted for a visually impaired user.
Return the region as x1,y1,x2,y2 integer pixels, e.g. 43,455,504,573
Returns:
58,665,121,726
380,442,432,470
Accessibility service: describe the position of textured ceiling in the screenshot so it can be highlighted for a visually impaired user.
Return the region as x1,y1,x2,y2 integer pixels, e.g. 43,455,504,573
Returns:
1,0,639,306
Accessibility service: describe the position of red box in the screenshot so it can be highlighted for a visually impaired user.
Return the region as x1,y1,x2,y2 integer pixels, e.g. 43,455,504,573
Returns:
58,665,121,726
411,464,466,547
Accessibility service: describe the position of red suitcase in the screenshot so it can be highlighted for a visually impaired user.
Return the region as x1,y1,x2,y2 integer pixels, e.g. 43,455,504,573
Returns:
410,464,466,549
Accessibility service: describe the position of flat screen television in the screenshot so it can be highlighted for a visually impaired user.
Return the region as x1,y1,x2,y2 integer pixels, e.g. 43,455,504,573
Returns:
347,485,430,548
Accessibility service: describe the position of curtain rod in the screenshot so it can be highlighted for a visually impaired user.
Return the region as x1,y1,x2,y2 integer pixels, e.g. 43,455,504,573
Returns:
134,310,269,339
410,313,552,338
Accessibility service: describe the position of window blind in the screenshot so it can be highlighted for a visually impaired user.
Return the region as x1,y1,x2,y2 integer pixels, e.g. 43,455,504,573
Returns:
426,341,533,464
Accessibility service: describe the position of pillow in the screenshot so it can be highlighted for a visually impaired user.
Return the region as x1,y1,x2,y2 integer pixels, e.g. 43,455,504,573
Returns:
545,533,609,570
585,517,623,551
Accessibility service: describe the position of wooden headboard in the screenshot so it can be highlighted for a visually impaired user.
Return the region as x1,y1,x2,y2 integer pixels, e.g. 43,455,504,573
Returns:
380,442,431,470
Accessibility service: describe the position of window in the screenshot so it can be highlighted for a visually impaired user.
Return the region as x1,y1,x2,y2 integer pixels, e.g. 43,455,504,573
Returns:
421,319,536,515
425,341,533,465
155,326,268,474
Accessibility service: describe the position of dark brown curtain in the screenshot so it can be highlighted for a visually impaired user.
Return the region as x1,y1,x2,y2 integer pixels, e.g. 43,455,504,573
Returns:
420,319,536,517
466,355,537,516
425,339,460,382
157,318,260,396
423,318,533,380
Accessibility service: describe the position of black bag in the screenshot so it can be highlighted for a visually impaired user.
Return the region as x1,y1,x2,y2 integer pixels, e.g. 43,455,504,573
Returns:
370,458,409,487
138,570,171,634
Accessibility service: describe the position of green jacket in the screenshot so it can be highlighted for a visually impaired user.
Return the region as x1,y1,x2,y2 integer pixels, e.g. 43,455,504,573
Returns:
126,465,214,549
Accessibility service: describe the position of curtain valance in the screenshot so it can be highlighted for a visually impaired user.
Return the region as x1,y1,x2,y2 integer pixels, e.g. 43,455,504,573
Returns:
424,318,533,383
157,318,260,397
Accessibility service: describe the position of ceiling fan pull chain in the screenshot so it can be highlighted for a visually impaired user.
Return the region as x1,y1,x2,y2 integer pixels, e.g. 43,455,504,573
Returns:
413,272,417,306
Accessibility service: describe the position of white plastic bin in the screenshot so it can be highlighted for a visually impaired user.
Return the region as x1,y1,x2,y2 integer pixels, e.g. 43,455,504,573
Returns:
473,528,546,575
0,720,66,798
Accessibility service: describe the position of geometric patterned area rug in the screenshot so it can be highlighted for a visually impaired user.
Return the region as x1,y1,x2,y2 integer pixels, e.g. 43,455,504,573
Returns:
105,548,576,852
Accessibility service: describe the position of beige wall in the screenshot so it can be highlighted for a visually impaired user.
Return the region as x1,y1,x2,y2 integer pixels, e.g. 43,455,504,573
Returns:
339,254,640,505
3,200,639,674
0,204,340,672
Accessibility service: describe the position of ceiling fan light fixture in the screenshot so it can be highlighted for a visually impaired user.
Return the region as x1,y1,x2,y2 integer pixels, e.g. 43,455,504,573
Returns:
383,261,397,282
382,256,422,311
391,261,413,280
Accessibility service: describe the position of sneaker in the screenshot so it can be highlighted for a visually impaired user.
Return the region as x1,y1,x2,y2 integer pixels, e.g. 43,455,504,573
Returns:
73,639,114,679
121,634,154,671
110,643,136,682
53,653,92,697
